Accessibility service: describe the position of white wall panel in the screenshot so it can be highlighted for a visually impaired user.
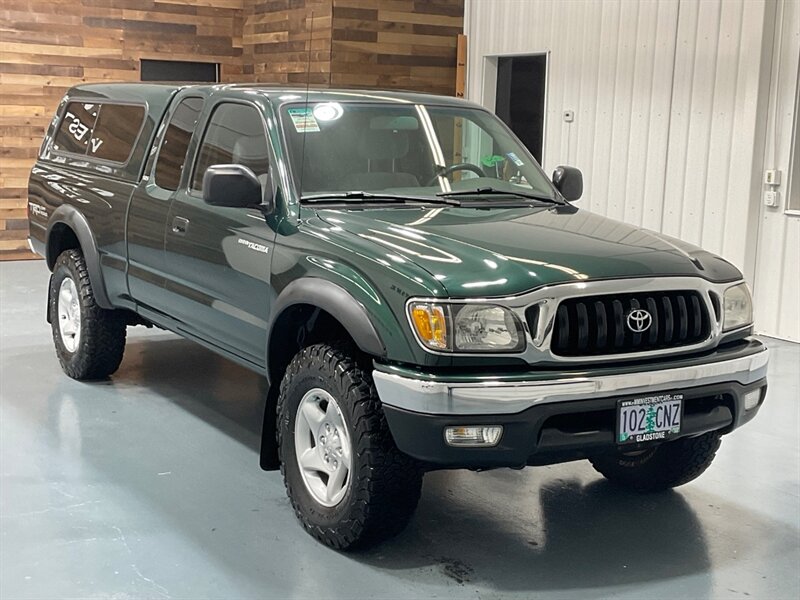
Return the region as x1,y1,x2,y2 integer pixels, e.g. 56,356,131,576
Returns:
662,0,768,275
466,0,681,228
642,0,680,232
753,0,800,342
465,0,797,340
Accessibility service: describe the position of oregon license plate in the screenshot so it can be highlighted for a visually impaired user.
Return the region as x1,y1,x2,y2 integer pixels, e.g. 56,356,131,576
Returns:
617,394,683,445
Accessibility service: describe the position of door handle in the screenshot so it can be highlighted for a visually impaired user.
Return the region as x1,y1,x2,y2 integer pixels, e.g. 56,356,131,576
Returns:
171,216,189,235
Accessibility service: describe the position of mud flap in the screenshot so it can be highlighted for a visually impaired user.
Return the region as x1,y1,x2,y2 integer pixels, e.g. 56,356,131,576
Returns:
259,385,280,470
46,273,54,324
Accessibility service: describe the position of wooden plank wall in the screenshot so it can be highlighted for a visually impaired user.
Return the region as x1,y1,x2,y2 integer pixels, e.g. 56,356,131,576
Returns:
330,0,463,97
242,0,464,92
243,0,333,85
0,0,245,260
1,0,463,260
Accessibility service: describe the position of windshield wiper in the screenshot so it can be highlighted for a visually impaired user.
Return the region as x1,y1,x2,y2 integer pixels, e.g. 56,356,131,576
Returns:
436,187,561,204
302,191,461,206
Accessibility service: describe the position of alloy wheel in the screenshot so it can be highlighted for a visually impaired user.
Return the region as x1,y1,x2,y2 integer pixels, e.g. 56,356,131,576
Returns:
294,387,353,507
57,277,81,353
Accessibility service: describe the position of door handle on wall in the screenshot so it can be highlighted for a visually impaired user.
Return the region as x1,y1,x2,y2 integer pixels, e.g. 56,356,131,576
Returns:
171,216,189,235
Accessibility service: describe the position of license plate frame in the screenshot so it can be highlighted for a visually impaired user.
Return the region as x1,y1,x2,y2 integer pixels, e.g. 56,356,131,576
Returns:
616,393,684,445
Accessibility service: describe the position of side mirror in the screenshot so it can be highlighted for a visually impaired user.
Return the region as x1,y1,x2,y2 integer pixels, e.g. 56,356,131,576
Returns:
202,164,274,213
552,165,583,201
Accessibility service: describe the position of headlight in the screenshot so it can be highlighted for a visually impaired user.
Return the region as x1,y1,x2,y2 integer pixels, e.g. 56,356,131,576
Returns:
723,283,753,331
408,302,525,352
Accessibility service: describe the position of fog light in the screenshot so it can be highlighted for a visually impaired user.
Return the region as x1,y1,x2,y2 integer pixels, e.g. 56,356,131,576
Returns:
444,426,503,447
744,389,762,411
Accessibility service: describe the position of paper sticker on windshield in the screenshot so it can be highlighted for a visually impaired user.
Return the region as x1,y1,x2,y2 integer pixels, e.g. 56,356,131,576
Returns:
481,154,505,167
287,107,320,133
506,152,524,167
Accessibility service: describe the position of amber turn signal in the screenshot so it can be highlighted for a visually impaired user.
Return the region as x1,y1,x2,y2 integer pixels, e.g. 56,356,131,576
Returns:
410,303,448,350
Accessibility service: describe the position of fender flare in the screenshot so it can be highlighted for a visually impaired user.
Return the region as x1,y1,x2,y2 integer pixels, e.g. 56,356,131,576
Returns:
46,205,113,309
260,278,387,470
267,278,386,366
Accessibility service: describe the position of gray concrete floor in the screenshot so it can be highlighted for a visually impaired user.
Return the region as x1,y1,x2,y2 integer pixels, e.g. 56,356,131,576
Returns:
1,260,798,600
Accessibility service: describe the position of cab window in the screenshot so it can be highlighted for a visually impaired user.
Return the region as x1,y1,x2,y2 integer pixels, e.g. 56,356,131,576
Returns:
191,103,270,192
154,97,204,191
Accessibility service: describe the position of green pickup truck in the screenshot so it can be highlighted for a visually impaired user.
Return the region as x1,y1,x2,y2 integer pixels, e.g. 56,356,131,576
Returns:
27,83,769,550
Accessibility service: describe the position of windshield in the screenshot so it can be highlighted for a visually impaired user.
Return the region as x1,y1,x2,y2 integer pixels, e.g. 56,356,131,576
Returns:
280,102,556,201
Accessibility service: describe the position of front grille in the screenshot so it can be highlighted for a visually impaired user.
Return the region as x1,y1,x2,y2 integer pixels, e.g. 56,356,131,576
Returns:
548,290,712,356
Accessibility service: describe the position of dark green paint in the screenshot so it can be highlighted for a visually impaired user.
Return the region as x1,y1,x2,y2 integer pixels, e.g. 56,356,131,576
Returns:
310,205,741,299
28,82,744,375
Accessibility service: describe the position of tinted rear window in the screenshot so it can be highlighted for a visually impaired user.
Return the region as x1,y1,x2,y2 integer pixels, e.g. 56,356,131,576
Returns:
52,101,145,164
88,104,146,162
53,102,99,155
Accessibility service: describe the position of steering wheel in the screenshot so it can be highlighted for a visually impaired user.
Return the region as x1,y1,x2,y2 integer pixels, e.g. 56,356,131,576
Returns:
426,162,487,186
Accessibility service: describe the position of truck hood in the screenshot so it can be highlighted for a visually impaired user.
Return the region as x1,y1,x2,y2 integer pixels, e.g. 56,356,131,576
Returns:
313,205,742,297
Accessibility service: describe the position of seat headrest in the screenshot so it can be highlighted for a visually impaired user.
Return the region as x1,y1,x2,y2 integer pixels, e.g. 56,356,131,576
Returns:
358,129,409,161
233,136,269,173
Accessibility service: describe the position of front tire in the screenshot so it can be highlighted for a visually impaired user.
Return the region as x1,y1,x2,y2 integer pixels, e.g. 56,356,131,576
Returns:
590,432,722,492
277,343,423,550
49,249,127,380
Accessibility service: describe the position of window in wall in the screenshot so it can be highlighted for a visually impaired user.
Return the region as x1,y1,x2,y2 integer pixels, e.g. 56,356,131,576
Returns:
789,71,800,213
53,102,99,155
191,103,269,192
141,59,219,83
494,54,547,165
88,104,145,163
154,97,205,191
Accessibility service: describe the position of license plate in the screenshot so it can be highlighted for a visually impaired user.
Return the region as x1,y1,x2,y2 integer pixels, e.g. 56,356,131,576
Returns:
617,393,683,445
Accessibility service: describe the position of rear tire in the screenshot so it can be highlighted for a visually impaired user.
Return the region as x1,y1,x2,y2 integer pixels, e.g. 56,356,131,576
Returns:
590,432,722,492
49,249,127,380
277,342,423,550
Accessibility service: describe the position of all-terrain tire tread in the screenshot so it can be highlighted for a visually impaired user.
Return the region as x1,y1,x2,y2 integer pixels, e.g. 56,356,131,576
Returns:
50,249,127,380
277,342,423,550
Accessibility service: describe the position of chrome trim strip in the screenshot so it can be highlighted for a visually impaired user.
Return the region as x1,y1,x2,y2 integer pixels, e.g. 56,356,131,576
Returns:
373,347,769,415
405,276,748,364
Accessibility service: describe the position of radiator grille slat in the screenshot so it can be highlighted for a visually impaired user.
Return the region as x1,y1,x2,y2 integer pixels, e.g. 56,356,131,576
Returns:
576,302,589,351
548,290,710,357
676,295,688,341
595,300,607,349
612,300,625,348
663,296,674,344
690,294,702,338
556,304,569,350
646,296,659,345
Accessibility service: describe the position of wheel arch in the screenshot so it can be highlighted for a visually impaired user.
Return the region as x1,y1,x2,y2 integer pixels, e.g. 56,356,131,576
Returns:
259,278,387,470
266,278,385,384
46,205,112,309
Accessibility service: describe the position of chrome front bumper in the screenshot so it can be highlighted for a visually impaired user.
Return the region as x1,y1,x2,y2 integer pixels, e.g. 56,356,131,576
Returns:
373,346,769,416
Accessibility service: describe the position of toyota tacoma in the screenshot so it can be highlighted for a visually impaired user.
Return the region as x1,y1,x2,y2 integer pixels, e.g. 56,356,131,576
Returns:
27,83,769,549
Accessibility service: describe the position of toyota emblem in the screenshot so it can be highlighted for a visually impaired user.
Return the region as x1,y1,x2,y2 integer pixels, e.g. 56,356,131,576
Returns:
626,308,652,333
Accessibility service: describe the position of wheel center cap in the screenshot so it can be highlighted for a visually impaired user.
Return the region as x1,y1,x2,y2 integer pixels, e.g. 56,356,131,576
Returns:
317,422,343,471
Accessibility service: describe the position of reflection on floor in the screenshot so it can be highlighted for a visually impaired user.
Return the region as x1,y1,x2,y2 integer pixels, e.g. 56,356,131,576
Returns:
2,260,798,599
